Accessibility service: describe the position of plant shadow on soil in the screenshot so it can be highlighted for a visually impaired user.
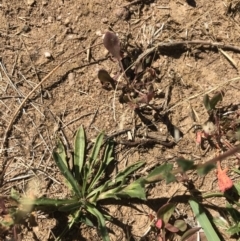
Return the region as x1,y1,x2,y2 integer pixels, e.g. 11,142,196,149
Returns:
50,192,235,241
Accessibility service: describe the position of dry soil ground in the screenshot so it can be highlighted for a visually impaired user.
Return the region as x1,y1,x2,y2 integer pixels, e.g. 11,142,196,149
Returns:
1,0,240,240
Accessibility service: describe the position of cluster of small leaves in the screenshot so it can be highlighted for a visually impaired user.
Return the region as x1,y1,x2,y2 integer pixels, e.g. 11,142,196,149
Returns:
98,31,155,108
154,203,201,241
203,91,224,112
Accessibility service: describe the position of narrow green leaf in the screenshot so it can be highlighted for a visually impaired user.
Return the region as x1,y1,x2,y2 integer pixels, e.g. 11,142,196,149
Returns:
53,151,82,198
56,138,68,167
177,158,194,172
144,163,174,184
83,133,104,193
58,202,82,212
213,217,229,230
232,168,240,175
55,139,74,191
227,223,240,236
80,215,95,227
189,198,221,241
233,182,240,196
86,205,110,241
25,197,77,207
97,186,122,201
197,163,215,176
88,140,114,192
202,192,224,199
226,203,240,224
90,132,104,164
71,208,82,220
108,161,145,186
87,132,104,174
74,126,86,181
87,180,112,201
157,203,175,224
117,178,146,200
89,161,145,201
203,94,212,111
90,191,101,204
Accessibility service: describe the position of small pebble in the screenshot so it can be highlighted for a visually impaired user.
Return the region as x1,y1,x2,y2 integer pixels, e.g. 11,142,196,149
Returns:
27,0,35,6
114,7,130,20
68,72,75,86
66,34,78,40
44,51,52,58
103,49,109,56
101,18,108,24
47,16,53,23
56,15,62,21
22,25,31,33
95,30,102,36
42,0,47,5
64,17,70,26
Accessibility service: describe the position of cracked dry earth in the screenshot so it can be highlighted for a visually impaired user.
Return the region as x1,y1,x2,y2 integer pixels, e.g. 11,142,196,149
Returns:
0,0,240,240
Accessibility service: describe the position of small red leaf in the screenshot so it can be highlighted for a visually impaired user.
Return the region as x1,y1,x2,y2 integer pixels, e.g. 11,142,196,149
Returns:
217,161,233,192
165,222,179,233
196,131,202,145
155,219,163,229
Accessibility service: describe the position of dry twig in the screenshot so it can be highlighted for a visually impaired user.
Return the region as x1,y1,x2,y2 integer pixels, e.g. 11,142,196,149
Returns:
134,40,240,66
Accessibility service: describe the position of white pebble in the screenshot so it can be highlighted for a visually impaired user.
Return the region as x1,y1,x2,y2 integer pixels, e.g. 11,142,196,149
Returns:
27,0,35,6
44,51,52,58
95,30,102,36
101,18,108,24
64,17,70,26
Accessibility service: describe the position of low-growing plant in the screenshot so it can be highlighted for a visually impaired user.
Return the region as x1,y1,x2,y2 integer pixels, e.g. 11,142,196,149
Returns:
7,126,150,240
1,123,239,240
99,31,156,109
153,202,199,241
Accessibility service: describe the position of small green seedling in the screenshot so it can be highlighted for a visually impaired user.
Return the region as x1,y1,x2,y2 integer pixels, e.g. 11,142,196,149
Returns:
203,91,224,112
